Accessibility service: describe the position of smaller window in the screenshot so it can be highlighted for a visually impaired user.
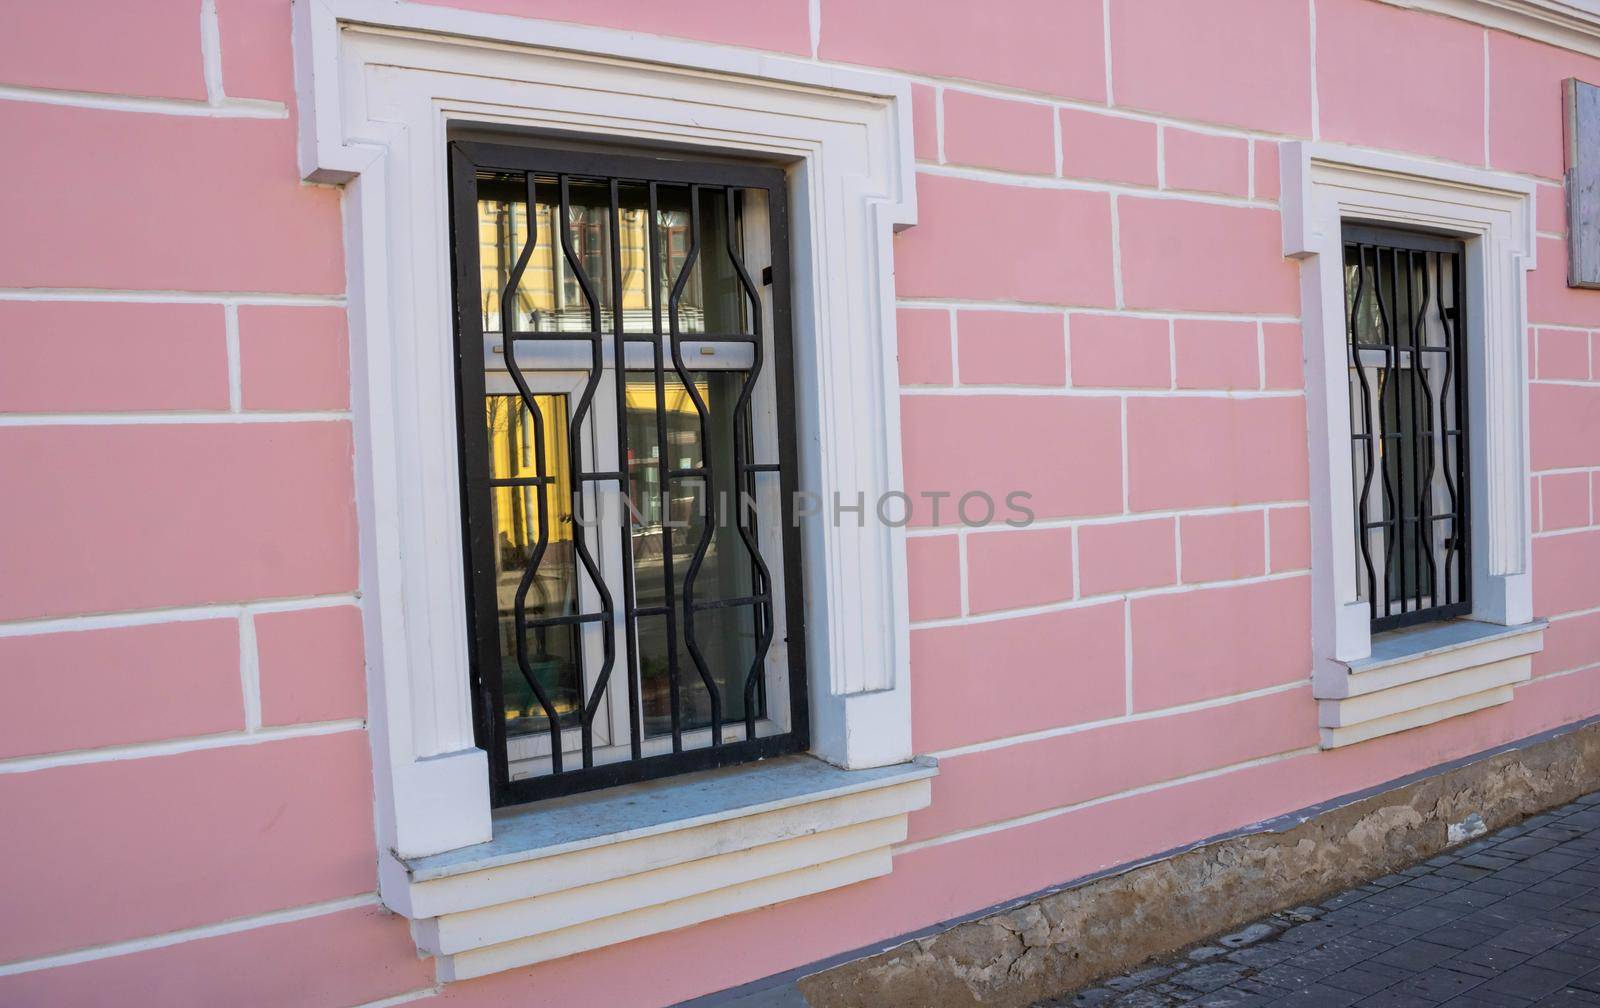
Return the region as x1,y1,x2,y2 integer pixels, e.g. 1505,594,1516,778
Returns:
1341,225,1471,633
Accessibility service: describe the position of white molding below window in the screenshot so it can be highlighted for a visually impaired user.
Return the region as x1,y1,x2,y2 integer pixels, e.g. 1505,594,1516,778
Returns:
1379,0,1600,58
1281,142,1543,748
291,0,921,889
380,756,935,980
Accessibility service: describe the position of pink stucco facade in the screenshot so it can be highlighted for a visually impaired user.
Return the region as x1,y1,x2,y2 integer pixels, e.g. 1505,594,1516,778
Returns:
4,1,1600,1005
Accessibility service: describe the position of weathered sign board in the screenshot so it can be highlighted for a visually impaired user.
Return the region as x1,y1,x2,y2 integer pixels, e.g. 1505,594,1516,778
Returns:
1566,77,1600,289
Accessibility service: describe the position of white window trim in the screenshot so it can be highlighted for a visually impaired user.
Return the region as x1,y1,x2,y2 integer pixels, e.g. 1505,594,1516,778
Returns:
1282,142,1545,748
291,0,932,976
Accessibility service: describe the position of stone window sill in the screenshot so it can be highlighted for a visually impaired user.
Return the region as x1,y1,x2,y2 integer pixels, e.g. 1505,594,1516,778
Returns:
1318,619,1547,748
377,755,937,981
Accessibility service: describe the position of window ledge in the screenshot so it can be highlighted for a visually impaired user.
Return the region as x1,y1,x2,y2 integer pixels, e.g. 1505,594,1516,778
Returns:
377,755,937,981
1317,619,1547,748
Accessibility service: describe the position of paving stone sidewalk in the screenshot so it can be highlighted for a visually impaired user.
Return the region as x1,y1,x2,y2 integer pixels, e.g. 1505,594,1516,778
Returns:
1040,792,1600,1008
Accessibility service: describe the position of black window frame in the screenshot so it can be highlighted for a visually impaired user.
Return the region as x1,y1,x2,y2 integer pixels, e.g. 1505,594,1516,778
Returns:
1341,222,1473,634
448,140,810,807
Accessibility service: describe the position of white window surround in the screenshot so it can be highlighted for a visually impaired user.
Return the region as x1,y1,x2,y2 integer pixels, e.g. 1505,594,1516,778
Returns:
1282,142,1546,748
291,0,933,974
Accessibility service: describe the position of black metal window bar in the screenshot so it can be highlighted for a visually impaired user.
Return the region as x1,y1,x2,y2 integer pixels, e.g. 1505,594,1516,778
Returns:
449,141,809,806
1342,224,1471,633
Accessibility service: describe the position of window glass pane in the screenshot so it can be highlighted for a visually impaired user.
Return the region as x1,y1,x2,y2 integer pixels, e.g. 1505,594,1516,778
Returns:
625,371,760,738
484,393,583,738
477,176,750,336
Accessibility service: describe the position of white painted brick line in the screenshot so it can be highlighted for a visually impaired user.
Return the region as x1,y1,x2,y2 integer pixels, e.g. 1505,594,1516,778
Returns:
902,499,1315,540
0,593,361,638
895,744,1320,854
909,569,1311,630
1308,0,1321,141
224,303,242,412
1123,598,1134,715
200,0,225,105
0,411,352,427
916,163,1278,210
0,894,380,977
957,529,971,618
0,719,367,775
928,679,1309,760
895,298,1304,325
0,289,346,306
1102,0,1114,106
900,386,1303,399
947,307,960,385
0,84,286,119
240,612,262,732
934,85,946,164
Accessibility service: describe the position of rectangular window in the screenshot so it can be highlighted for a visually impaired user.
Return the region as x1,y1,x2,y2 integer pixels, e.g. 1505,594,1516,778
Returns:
449,142,809,805
1341,225,1471,632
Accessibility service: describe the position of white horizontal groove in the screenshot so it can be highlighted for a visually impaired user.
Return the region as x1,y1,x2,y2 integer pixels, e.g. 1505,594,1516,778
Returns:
1529,379,1600,387
1530,322,1597,333
354,988,443,1008
0,410,351,426
895,745,1320,855
0,83,287,119
909,569,1310,630
928,679,1308,759
916,162,1278,208
1550,603,1600,621
0,288,346,306
0,719,366,774
1532,524,1600,539
1525,661,1600,683
1531,464,1600,476
0,893,378,976
901,385,1303,399
896,297,1303,324
902,500,1309,538
0,593,360,638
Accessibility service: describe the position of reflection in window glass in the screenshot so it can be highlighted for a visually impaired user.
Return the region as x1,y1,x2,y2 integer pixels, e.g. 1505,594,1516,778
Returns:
476,175,748,336
625,371,761,737
484,393,582,737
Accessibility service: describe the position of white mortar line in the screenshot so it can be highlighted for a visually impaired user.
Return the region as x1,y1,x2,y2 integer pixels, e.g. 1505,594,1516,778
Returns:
808,0,820,59
1167,318,1177,389
946,307,960,384
934,85,946,164
1070,524,1083,599
1523,662,1600,684
1156,125,1167,189
0,410,351,426
0,289,346,306
239,612,263,732
200,0,225,105
0,593,360,638
1109,195,1126,308
355,988,444,1008
1123,598,1134,714
1173,513,1184,583
1053,108,1064,178
1483,30,1492,168
917,162,1278,209
929,679,1310,760
895,745,1321,855
1101,0,1115,104
957,530,971,617
0,84,285,119
910,570,1310,630
1119,395,1130,511
901,386,1303,399
1308,0,1321,141
897,298,1303,325
224,303,242,412
0,719,366,775
901,498,1315,539
0,894,380,976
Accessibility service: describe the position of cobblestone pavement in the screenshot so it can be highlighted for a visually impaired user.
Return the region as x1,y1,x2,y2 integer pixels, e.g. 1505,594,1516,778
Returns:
1041,793,1600,1008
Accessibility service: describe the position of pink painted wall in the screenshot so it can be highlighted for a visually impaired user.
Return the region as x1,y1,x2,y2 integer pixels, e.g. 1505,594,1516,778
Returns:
2,1,1598,1005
